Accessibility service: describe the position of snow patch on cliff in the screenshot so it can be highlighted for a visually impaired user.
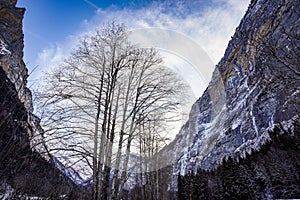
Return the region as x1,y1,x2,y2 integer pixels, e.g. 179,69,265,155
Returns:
0,40,11,55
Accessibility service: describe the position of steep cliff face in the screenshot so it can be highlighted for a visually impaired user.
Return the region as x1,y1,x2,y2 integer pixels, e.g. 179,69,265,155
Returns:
0,0,31,112
0,0,46,154
170,0,300,172
0,0,86,198
158,0,300,197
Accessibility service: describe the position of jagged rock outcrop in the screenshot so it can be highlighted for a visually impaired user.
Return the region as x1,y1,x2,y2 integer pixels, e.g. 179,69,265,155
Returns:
0,0,88,198
157,0,299,198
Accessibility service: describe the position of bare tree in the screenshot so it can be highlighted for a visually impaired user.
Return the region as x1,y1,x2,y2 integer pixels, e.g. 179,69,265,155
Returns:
133,113,172,200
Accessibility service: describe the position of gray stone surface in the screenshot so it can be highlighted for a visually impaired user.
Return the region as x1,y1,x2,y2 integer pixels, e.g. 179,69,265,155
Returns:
158,0,300,177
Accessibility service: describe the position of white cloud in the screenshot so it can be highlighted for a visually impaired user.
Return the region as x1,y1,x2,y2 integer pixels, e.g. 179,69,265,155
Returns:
35,35,79,78
127,28,214,97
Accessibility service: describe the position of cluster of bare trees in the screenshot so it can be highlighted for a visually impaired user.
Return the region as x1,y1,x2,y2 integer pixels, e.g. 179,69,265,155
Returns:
34,22,187,199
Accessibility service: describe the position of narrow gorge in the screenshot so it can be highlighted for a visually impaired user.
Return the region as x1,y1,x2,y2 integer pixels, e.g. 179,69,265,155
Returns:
0,0,299,199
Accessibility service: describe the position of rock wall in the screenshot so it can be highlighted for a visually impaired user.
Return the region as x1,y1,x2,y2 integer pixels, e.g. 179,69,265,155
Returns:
0,0,88,198
167,0,300,173
0,0,31,112
0,0,47,155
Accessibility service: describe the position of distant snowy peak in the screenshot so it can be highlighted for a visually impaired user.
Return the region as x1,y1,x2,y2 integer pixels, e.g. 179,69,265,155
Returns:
159,0,300,176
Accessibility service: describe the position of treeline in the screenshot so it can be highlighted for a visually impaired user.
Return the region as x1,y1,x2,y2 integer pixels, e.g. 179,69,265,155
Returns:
178,126,300,200
129,166,177,200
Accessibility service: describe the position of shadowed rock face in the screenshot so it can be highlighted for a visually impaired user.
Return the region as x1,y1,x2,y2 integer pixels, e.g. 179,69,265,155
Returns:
0,0,88,198
154,0,300,198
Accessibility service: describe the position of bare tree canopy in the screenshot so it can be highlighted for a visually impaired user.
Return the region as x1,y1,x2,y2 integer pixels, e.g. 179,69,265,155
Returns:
34,22,188,200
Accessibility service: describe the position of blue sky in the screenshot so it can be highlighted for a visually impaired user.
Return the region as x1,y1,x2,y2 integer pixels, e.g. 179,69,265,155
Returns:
17,0,103,67
16,0,250,97
17,0,191,67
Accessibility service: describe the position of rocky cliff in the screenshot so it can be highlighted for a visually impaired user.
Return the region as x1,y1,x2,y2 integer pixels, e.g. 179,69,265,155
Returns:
174,0,300,172
158,0,299,198
0,0,87,198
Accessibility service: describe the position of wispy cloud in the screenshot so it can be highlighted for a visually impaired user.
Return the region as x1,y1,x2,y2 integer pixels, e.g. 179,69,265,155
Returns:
24,29,50,45
82,0,99,10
